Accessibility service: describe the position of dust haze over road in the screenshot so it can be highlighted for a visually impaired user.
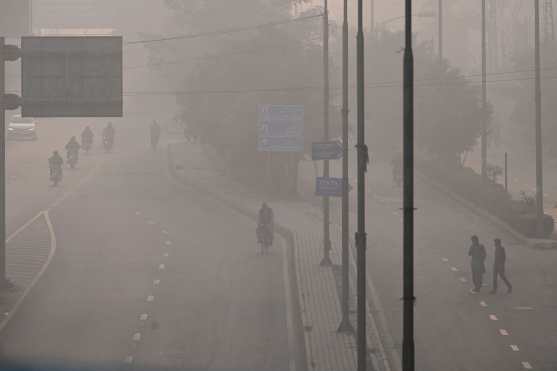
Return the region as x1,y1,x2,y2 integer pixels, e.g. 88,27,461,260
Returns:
0,1,557,371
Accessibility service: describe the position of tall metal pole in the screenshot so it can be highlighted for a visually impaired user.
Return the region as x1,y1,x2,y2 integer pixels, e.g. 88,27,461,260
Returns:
338,0,353,333
481,0,488,179
438,0,443,66
370,0,375,33
402,0,415,370
0,38,6,287
504,152,508,193
534,0,545,236
321,0,333,266
356,0,368,369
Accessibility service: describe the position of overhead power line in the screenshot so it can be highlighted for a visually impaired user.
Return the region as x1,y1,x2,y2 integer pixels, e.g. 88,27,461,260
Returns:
126,13,323,45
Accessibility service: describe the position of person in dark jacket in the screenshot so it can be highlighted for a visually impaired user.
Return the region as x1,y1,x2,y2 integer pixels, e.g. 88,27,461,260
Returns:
469,235,486,293
490,238,512,294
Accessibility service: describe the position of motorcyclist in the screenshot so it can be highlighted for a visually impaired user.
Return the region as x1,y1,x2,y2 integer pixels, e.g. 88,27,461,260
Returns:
48,150,63,184
81,126,94,153
257,202,274,247
103,122,115,151
65,136,81,167
150,120,161,151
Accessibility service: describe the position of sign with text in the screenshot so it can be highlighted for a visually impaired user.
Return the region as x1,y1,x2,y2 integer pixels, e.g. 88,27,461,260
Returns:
21,36,123,117
316,177,343,197
312,140,343,160
257,105,304,152
0,0,30,36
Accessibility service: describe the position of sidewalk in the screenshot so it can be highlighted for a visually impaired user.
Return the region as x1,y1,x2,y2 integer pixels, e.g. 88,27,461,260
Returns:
167,141,392,371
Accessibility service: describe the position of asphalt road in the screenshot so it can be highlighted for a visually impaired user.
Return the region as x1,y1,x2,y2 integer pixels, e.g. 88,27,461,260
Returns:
366,163,557,371
0,124,289,370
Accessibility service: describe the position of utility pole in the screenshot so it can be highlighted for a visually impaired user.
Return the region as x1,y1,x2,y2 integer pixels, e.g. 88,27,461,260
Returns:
370,0,375,33
438,0,443,66
338,0,353,333
534,0,545,237
320,0,332,267
481,0,488,180
356,0,368,369
0,38,19,290
402,0,415,369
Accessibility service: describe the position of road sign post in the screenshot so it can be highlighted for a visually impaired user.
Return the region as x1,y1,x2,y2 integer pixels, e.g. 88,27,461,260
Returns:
316,177,343,198
312,141,342,160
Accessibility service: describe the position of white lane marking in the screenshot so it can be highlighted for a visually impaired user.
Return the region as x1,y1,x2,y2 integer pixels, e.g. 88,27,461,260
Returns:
147,220,155,225
441,258,449,262
147,295,155,302
450,267,459,272
165,240,172,246
515,306,534,311
124,355,134,364
489,314,498,321
159,263,166,270
459,277,468,283
6,212,43,243
153,279,160,287
510,345,520,352
163,252,169,258
0,211,57,334
139,313,149,321
499,329,510,336
135,211,141,216
522,361,533,369
132,332,141,342
162,230,169,235
480,301,488,307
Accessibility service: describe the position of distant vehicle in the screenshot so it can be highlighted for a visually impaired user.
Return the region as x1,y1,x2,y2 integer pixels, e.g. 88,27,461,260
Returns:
7,116,37,141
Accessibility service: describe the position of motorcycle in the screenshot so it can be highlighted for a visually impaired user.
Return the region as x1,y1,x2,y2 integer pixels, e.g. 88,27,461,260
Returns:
50,165,63,187
67,150,78,169
256,223,273,255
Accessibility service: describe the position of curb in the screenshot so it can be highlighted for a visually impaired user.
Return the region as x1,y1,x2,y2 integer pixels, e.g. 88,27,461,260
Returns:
166,143,308,371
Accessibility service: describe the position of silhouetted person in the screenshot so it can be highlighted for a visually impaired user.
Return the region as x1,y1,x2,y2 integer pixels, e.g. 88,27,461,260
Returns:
490,238,512,294
469,235,486,293
81,126,94,153
150,120,161,151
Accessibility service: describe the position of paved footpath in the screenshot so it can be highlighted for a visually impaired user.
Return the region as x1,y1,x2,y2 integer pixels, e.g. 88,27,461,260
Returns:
169,142,392,371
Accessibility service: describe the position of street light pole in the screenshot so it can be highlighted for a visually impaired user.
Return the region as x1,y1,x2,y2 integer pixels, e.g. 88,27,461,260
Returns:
438,0,443,66
321,0,333,266
356,0,368,369
481,0,488,179
534,0,545,236
402,0,415,370
338,0,353,333
370,0,375,33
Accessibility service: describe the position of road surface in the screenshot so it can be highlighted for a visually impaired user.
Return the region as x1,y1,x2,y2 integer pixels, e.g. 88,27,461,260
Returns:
0,123,289,370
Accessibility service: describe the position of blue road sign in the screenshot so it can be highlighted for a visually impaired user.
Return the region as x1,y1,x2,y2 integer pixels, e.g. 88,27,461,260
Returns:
312,141,343,160
257,105,304,152
316,177,343,197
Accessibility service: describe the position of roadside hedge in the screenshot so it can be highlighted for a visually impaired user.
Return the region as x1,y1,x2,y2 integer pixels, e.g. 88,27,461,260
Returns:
419,160,555,238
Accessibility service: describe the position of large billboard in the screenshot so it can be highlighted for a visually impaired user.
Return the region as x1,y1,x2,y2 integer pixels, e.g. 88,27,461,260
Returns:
21,36,123,117
0,0,30,36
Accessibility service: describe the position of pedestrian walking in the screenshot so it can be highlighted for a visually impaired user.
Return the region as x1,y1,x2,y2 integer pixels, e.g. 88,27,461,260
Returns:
490,238,512,294
468,235,486,293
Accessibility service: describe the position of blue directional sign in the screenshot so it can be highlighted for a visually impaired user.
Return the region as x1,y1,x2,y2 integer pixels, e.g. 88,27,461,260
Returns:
312,140,343,160
316,177,343,197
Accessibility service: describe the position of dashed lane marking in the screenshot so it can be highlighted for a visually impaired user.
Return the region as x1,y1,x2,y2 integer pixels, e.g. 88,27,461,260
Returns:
459,277,468,283
163,253,169,258
147,220,156,225
480,301,488,307
514,306,534,311
489,314,498,321
522,361,533,369
164,240,172,246
450,267,459,272
124,356,134,364
132,332,141,342
153,279,160,287
162,230,169,235
139,313,149,321
135,211,141,216
147,295,154,302
159,263,166,270
510,345,520,352
499,329,509,336
442,258,449,262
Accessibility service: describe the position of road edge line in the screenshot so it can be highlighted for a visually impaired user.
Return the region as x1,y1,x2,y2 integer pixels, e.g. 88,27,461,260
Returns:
0,210,57,334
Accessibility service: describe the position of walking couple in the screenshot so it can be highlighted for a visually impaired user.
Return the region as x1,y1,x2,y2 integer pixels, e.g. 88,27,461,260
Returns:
468,235,512,294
